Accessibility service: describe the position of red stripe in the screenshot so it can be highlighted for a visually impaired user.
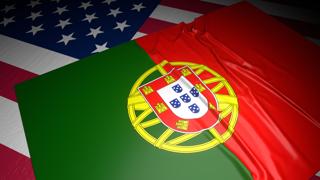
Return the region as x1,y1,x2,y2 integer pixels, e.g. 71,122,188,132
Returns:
158,0,319,40
0,144,35,180
0,61,37,101
139,18,176,34
160,0,223,14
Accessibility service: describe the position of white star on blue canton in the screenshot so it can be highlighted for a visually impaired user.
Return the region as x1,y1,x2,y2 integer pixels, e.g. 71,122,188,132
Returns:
113,20,130,32
102,0,116,5
55,18,72,29
26,24,44,35
108,8,122,17
1,4,15,13
82,13,98,23
57,33,76,45
27,0,42,8
53,6,69,15
131,3,145,12
0,16,15,27
26,11,42,21
78,1,93,10
87,26,103,39
92,42,108,53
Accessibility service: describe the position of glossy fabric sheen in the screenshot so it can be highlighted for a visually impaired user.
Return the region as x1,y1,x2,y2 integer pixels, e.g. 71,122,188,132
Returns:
136,2,320,179
16,41,251,180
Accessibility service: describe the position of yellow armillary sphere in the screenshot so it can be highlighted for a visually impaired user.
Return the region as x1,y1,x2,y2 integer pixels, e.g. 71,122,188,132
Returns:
127,60,238,153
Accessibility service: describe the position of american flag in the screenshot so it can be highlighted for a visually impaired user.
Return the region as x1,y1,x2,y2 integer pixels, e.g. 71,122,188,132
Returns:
0,0,319,179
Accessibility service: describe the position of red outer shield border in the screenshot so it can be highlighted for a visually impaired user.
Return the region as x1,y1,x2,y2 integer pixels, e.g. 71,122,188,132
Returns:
139,66,220,133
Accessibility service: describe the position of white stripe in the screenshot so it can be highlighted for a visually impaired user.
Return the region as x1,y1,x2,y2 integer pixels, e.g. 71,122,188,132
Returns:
150,5,201,24
131,32,147,40
0,35,77,75
316,170,320,177
0,97,30,157
203,0,320,24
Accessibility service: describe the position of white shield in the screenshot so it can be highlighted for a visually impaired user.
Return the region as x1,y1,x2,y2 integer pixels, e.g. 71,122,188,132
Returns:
157,76,208,119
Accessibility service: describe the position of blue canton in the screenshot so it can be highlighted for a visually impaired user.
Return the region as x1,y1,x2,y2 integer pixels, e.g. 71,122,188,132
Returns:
0,0,159,58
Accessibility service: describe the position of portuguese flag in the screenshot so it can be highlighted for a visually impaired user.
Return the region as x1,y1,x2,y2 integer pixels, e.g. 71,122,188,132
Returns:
16,3,320,180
